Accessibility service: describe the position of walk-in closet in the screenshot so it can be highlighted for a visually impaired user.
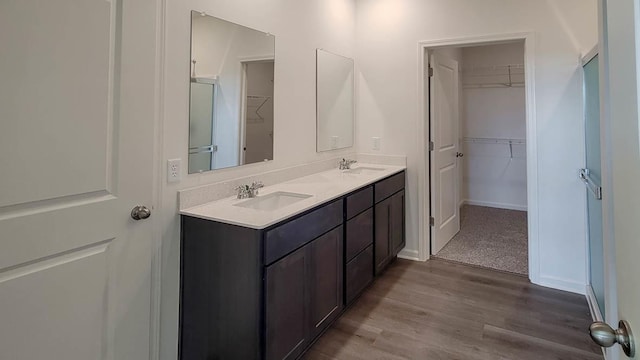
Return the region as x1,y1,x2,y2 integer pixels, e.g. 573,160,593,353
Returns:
431,42,529,275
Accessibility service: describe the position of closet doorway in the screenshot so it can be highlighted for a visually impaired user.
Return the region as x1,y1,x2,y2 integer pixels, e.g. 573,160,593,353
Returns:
427,41,530,276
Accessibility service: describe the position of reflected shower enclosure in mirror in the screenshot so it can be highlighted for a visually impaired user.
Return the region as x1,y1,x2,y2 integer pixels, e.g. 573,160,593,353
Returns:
188,11,275,173
316,49,354,152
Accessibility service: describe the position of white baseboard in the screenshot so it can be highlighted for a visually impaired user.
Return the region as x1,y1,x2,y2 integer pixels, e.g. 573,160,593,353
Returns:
462,199,527,212
586,285,604,322
537,275,585,295
398,248,421,261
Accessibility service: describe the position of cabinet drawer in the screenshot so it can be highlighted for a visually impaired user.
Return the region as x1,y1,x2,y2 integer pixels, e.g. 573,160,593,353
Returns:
374,171,405,203
265,200,343,265
346,186,373,219
345,245,373,304
345,208,373,261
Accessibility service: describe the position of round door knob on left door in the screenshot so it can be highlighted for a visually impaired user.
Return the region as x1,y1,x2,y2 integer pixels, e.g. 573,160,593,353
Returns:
131,205,151,220
589,320,635,357
456,152,464,158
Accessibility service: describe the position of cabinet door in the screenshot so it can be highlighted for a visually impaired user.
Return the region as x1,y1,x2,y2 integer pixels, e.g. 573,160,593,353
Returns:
309,226,344,339
391,190,406,256
265,246,310,360
374,197,392,275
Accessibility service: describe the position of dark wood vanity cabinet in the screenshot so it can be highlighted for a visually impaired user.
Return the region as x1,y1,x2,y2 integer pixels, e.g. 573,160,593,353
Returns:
266,226,343,360
344,187,374,304
179,170,405,360
374,172,406,275
180,199,343,360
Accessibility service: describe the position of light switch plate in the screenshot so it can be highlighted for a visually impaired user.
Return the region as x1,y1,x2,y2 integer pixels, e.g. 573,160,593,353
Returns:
372,137,381,151
167,158,181,183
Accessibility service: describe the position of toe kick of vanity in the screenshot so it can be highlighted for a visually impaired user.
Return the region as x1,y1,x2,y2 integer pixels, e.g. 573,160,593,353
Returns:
179,170,405,360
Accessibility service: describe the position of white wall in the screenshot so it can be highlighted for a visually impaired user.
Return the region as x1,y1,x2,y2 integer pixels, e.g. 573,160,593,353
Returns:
160,1,356,359
356,0,597,292
461,43,527,210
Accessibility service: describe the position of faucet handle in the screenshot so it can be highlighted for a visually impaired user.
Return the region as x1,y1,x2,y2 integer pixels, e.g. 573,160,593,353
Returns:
236,184,250,199
249,181,263,197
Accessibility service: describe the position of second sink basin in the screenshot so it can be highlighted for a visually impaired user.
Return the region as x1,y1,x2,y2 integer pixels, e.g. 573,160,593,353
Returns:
343,166,385,175
234,191,312,211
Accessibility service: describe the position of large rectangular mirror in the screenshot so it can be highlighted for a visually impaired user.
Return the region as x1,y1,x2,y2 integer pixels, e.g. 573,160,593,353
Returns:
316,49,354,152
189,11,275,173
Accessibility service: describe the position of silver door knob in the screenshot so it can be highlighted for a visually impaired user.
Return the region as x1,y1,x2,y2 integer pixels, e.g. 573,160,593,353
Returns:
131,205,151,220
589,320,635,357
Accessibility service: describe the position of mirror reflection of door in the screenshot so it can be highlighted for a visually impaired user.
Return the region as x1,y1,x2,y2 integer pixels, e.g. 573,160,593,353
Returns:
241,60,275,165
188,79,216,173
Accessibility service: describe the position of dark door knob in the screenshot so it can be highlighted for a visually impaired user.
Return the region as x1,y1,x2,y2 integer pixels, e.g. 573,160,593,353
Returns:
131,205,151,220
456,152,464,158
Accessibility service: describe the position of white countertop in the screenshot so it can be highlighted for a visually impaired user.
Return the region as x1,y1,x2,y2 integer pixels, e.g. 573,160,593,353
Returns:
180,163,406,229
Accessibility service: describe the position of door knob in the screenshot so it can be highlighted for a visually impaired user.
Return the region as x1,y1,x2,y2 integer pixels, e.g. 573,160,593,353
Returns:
456,152,464,158
131,205,151,220
589,320,635,357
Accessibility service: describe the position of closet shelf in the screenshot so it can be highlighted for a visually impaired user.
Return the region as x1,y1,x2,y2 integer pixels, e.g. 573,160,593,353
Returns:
462,83,525,89
463,137,525,159
463,137,525,145
462,63,524,88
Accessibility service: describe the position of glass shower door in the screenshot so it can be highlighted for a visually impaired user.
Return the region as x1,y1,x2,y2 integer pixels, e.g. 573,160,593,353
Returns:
583,54,605,318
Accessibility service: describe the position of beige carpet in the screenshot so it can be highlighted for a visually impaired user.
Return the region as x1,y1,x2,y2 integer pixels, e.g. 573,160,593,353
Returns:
434,205,528,275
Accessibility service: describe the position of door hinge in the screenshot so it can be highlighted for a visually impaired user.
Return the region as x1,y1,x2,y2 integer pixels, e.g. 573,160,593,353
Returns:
429,216,435,226
429,141,434,151
428,67,434,77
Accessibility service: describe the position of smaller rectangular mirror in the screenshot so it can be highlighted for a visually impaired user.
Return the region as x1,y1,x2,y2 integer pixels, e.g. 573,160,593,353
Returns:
316,49,355,152
189,11,275,173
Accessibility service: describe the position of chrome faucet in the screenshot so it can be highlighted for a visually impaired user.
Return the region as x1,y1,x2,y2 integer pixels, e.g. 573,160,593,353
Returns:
236,181,264,199
338,158,357,170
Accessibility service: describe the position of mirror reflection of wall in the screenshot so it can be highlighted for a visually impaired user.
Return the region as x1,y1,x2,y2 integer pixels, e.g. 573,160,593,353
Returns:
188,11,275,173
316,49,355,152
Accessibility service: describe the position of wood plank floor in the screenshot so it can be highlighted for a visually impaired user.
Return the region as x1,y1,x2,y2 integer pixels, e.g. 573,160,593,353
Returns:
304,259,603,360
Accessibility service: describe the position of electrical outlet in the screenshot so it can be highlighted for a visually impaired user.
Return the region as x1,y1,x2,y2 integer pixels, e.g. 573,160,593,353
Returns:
167,159,181,183
372,137,381,151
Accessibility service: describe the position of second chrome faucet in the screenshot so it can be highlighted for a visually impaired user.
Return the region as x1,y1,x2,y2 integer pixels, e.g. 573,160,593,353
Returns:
236,181,264,199
338,158,357,170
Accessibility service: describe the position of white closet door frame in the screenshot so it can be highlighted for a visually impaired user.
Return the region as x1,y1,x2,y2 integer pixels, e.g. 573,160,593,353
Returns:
414,32,539,285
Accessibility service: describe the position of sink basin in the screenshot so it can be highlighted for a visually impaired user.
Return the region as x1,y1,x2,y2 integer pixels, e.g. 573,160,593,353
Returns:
234,191,312,211
343,166,385,175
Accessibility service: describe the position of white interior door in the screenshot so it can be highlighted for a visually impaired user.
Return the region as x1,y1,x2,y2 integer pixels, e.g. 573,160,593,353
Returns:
430,53,461,255
0,1,157,359
596,0,640,358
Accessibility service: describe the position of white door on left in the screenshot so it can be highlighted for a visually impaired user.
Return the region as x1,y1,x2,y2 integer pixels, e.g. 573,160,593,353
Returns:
430,53,461,255
0,1,157,359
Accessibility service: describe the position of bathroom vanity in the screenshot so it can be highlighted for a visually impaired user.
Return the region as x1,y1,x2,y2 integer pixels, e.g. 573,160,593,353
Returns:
179,166,405,360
